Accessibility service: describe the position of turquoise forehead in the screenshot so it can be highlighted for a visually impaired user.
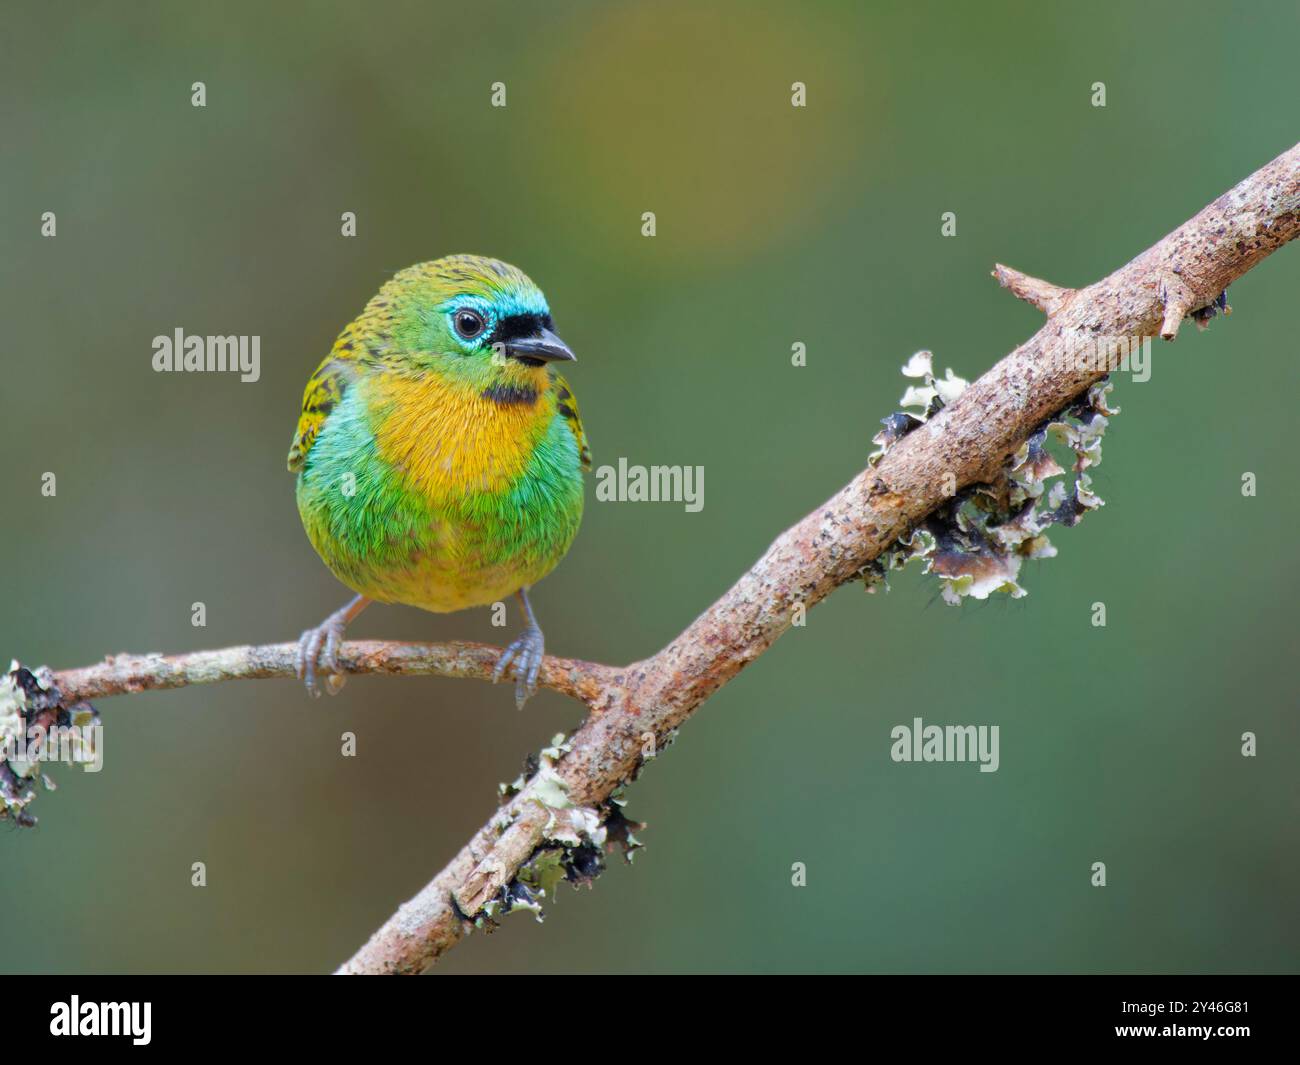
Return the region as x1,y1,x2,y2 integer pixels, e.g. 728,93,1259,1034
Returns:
438,285,549,320
413,255,550,318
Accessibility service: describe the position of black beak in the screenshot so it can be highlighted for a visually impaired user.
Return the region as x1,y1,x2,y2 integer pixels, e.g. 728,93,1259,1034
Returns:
505,327,576,366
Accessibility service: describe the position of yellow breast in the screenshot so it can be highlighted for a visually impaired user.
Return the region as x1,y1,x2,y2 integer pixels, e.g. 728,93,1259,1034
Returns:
367,370,551,500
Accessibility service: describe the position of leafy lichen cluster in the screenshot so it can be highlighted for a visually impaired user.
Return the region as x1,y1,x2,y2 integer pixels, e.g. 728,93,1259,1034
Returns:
1,661,101,828
1190,289,1231,329
481,733,643,927
865,351,1117,602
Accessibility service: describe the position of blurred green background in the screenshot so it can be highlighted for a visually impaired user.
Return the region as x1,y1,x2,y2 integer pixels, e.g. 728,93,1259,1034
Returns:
2,0,1297,974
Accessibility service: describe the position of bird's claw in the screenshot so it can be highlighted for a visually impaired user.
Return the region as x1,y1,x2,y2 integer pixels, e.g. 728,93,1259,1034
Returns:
297,616,348,698
493,625,545,709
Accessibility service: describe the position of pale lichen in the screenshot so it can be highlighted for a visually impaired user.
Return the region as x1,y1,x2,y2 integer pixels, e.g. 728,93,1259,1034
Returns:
498,732,574,816
866,353,1117,603
480,734,644,928
1,661,101,828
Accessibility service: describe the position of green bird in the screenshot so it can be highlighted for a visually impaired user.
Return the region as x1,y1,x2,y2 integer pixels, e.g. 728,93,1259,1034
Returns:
287,255,590,707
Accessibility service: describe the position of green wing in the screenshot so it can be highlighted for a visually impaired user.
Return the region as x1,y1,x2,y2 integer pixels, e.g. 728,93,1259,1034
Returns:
552,371,591,471
287,342,357,473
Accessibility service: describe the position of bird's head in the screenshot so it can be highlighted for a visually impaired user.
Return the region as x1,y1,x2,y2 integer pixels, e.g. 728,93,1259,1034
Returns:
372,255,575,389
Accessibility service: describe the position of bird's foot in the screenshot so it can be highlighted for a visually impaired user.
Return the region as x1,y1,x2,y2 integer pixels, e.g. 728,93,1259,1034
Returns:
297,618,347,698
296,595,369,698
493,624,545,710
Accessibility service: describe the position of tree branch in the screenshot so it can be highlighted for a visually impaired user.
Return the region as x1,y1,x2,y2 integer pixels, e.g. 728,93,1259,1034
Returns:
23,141,1300,974
53,641,618,709
991,263,1073,315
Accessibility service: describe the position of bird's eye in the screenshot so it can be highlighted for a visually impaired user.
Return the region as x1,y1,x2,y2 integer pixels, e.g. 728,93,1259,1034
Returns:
453,309,486,339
